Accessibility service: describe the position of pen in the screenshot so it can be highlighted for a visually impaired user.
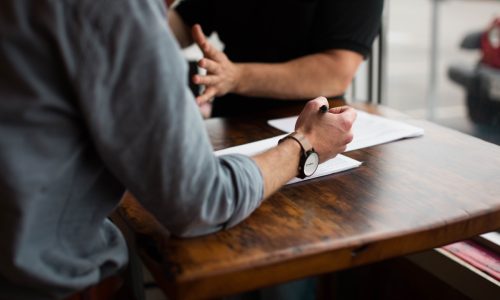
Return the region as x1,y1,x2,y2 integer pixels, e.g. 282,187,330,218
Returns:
320,104,328,113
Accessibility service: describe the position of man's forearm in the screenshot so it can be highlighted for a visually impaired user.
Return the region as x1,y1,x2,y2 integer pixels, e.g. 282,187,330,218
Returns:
235,50,363,100
252,139,301,199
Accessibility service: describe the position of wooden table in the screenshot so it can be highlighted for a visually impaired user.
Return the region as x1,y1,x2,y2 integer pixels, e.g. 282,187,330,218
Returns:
114,103,500,300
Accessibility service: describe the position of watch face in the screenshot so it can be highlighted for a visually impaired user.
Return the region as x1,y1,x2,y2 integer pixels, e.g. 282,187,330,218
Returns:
303,152,319,177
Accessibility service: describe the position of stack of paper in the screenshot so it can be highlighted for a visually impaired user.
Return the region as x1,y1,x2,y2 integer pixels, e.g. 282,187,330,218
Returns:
215,110,424,184
215,135,361,185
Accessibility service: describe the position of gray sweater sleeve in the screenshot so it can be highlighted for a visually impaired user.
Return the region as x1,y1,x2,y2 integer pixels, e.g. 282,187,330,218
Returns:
73,0,264,237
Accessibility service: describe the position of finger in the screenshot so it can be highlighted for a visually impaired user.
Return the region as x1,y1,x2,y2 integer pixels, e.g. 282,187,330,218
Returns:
313,96,329,109
303,96,328,114
196,87,217,104
331,106,357,122
344,132,354,145
343,107,358,123
329,105,351,114
192,24,221,60
193,74,218,86
192,24,214,57
198,102,212,118
198,58,220,74
192,24,207,49
335,110,356,132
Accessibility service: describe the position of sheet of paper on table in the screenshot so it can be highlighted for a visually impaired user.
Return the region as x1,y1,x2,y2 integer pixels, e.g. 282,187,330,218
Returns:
215,134,362,185
267,110,425,152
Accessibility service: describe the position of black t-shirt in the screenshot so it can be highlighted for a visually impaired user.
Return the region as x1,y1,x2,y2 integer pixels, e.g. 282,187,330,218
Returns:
176,0,384,117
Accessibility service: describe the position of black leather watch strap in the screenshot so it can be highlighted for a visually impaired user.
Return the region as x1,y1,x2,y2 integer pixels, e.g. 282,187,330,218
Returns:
278,132,318,179
278,132,312,154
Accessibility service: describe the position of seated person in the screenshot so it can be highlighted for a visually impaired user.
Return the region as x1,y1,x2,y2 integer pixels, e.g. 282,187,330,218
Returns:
168,0,384,117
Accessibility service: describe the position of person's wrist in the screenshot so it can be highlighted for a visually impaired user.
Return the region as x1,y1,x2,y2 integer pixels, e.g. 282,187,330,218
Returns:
277,136,303,178
295,129,315,151
279,132,320,178
278,136,302,154
296,128,326,163
232,63,246,94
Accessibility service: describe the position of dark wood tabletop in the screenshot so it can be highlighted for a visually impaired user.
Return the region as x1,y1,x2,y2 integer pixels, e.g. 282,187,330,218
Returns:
114,102,500,300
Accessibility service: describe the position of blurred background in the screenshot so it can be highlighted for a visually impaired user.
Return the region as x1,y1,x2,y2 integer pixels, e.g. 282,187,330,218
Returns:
384,0,500,144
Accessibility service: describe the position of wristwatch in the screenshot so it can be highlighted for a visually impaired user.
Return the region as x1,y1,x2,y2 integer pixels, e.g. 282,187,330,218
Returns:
279,132,319,179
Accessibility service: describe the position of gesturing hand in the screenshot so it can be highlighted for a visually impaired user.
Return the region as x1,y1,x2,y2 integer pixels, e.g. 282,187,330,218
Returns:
191,24,241,105
295,97,357,163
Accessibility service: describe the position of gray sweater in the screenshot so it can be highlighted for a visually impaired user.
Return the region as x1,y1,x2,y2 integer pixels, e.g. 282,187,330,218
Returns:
0,0,264,299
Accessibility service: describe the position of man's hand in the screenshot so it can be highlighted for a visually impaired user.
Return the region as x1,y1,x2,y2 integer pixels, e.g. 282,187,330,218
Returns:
191,24,242,105
252,97,355,199
295,97,356,163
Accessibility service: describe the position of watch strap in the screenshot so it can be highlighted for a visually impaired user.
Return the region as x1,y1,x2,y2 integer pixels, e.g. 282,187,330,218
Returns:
278,132,313,154
279,132,318,179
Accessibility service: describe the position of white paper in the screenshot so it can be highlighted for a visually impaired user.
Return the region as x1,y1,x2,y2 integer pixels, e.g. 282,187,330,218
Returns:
267,110,424,152
215,135,362,185
215,134,287,157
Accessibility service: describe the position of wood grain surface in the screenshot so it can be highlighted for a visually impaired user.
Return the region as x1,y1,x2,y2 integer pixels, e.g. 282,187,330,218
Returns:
115,102,500,299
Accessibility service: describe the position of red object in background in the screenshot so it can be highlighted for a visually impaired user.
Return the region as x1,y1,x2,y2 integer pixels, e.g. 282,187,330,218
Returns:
481,18,500,69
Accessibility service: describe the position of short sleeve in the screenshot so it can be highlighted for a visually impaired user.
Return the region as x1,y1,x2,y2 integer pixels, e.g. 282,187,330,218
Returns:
174,0,217,36
311,0,384,57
